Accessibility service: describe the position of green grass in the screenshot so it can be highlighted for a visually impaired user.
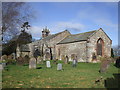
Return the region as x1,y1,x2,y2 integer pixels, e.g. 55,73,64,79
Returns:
2,61,119,88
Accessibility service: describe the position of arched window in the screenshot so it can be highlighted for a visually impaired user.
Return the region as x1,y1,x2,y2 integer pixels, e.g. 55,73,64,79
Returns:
97,38,104,56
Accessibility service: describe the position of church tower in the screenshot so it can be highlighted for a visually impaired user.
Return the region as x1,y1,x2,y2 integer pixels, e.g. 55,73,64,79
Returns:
42,26,50,38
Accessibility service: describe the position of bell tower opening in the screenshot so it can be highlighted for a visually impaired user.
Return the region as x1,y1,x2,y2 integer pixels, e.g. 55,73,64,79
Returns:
42,26,50,38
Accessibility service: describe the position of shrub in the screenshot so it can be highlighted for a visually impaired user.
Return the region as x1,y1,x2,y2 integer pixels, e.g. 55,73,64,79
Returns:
24,55,30,64
0,60,8,63
16,56,30,65
6,59,16,65
97,56,111,62
57,60,63,63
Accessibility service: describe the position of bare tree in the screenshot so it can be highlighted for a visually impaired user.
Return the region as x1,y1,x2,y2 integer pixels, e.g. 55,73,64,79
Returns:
2,2,34,43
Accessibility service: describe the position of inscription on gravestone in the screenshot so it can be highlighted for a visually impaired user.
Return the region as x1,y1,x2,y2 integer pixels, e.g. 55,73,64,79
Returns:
29,58,36,69
46,61,51,68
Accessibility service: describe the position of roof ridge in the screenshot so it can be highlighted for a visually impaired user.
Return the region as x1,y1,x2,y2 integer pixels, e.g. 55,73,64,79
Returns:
58,30,98,44
71,30,97,36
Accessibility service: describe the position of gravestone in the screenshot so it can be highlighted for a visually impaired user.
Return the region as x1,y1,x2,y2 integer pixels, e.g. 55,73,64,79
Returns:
46,61,51,68
29,58,36,69
0,64,3,70
65,56,69,64
24,55,30,64
45,52,51,60
72,59,77,67
16,57,24,65
1,55,7,60
99,60,111,73
33,49,40,60
7,54,13,59
37,56,41,64
2,63,6,68
57,63,62,70
12,53,16,59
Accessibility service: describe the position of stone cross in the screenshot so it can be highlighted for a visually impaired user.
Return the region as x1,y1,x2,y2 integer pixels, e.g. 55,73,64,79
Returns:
29,58,36,69
57,63,62,70
46,61,51,68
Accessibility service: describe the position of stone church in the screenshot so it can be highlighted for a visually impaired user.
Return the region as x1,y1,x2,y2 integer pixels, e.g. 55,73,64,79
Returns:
16,27,112,62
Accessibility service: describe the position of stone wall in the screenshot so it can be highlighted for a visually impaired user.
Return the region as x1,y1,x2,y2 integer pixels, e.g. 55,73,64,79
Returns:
56,41,87,62
49,30,71,59
87,28,112,62
16,28,112,62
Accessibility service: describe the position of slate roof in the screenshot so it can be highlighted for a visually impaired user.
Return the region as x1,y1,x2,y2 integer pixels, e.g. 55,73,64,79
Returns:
58,30,97,44
42,30,69,41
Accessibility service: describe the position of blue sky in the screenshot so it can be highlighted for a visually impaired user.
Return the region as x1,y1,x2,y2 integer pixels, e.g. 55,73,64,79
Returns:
27,2,118,46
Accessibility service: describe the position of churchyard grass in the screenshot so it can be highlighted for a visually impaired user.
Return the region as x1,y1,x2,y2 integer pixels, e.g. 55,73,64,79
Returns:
2,61,119,88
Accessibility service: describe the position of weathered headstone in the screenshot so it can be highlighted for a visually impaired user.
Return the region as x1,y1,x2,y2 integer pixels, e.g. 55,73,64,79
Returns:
37,56,41,64
72,59,77,67
57,63,62,70
0,64,3,70
29,58,36,69
46,61,51,68
45,52,51,60
2,63,6,68
33,49,40,60
1,55,7,60
8,54,13,59
99,60,111,73
16,57,24,65
24,55,30,64
65,56,69,64
12,53,16,59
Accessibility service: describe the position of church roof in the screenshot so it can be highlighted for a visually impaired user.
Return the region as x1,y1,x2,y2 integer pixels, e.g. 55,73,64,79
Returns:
58,30,97,44
19,44,30,52
42,30,70,41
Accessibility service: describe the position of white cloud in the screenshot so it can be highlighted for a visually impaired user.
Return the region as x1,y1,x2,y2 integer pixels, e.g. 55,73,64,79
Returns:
94,18,118,30
29,26,43,39
29,22,85,39
50,22,85,34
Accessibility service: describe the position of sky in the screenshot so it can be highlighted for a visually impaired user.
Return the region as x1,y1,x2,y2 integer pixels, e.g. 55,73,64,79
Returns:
26,2,118,47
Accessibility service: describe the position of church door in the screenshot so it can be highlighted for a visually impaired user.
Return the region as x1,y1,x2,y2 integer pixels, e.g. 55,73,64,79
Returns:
97,38,104,56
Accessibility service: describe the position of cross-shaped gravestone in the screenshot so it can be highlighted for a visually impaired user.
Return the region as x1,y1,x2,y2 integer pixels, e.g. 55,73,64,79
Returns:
57,63,62,70
46,61,51,68
29,58,36,69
